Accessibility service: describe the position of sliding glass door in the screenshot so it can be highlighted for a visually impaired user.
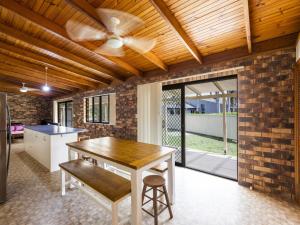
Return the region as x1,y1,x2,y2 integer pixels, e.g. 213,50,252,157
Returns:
58,101,73,127
162,85,185,166
161,76,238,180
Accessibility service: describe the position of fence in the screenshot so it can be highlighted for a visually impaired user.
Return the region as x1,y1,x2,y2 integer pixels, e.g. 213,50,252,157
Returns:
165,113,237,140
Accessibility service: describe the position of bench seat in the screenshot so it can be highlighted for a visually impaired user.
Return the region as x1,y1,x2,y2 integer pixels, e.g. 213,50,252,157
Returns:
150,162,168,174
59,159,131,202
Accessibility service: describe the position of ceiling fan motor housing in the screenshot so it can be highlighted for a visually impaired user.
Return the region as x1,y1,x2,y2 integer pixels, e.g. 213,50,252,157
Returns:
107,36,123,48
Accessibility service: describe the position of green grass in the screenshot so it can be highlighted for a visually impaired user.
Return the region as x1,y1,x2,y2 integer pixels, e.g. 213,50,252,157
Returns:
186,133,237,156
164,132,237,157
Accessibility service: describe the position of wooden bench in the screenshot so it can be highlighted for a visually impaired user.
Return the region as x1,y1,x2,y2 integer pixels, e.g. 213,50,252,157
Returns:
59,160,131,225
105,162,168,179
150,162,168,175
77,136,98,165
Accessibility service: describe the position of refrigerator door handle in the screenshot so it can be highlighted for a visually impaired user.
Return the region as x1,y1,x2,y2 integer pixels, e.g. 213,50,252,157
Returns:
6,104,11,174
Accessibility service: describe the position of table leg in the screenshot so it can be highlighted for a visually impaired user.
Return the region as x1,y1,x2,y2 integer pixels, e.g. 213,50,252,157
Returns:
131,169,142,225
68,147,76,189
167,152,175,204
61,169,65,196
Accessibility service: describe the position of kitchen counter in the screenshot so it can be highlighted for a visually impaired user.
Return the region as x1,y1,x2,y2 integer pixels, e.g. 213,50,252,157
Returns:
25,125,85,135
24,125,85,172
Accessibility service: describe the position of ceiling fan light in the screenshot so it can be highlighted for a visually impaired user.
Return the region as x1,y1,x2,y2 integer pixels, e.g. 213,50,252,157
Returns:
42,66,50,92
20,87,28,93
107,38,123,49
42,84,50,92
111,17,120,25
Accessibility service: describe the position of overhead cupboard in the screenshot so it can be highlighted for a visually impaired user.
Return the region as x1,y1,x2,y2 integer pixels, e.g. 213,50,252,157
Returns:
84,93,116,125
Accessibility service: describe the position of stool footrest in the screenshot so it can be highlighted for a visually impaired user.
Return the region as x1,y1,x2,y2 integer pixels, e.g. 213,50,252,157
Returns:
143,193,165,203
142,205,169,217
143,196,168,208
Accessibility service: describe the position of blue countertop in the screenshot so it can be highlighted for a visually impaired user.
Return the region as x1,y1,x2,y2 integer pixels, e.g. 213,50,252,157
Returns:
25,125,86,135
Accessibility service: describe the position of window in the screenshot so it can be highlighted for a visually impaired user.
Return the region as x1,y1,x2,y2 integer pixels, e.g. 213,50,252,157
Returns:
93,96,100,123
85,95,110,124
101,95,109,123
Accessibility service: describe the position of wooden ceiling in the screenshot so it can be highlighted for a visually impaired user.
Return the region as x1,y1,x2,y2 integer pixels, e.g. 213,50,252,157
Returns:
0,0,299,96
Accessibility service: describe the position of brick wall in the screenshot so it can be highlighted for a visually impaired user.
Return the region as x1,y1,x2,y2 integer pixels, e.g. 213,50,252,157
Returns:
56,47,296,197
7,93,52,125
295,63,300,202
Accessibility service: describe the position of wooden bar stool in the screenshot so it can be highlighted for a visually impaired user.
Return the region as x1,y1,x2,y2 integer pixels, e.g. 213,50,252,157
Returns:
142,175,173,225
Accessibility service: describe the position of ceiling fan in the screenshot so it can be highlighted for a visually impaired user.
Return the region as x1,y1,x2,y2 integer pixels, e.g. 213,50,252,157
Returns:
19,83,40,93
65,8,156,57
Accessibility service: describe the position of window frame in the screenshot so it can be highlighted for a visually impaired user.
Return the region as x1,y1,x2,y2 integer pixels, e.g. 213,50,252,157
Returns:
85,95,110,124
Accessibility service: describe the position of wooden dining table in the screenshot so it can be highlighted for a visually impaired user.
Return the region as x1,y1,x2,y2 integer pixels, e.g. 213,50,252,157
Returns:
66,137,175,225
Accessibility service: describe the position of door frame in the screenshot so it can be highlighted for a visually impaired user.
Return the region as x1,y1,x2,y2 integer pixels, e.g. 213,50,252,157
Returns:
57,100,73,127
162,75,238,180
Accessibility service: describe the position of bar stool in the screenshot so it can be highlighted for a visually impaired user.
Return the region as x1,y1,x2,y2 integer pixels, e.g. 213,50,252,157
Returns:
142,175,173,225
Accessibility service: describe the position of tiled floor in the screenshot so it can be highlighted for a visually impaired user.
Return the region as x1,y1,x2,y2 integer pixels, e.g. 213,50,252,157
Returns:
1,141,300,225
186,150,237,180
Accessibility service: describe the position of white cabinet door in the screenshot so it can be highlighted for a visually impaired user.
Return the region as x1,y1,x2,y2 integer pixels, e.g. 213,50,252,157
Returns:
24,129,51,170
50,133,78,172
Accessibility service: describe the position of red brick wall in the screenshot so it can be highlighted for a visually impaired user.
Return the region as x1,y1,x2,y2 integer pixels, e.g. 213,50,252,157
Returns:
7,93,52,125
237,50,295,196
295,63,300,202
56,47,296,197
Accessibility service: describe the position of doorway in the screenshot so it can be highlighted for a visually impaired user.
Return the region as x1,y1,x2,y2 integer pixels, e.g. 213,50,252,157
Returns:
161,76,238,180
162,86,185,166
58,101,73,127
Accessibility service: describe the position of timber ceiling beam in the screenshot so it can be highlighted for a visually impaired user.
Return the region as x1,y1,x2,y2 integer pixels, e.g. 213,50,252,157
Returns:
0,86,49,96
0,79,60,96
0,77,66,96
143,52,168,71
0,23,120,82
252,33,298,53
0,64,77,92
0,53,91,90
0,42,107,85
65,0,168,71
243,0,252,53
149,0,203,64
0,0,141,77
0,71,69,95
2,64,84,91
145,33,298,77
0,61,82,90
0,51,97,89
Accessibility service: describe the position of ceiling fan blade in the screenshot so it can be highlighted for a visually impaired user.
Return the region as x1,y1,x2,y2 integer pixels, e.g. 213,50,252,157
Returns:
96,8,144,36
65,19,107,42
94,41,125,57
27,88,40,92
123,37,156,54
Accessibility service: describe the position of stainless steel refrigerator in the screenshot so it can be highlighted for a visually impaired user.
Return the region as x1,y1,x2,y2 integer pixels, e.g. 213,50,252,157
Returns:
0,93,11,204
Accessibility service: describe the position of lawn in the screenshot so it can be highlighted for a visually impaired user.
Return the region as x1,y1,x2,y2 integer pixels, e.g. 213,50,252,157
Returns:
164,132,237,157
